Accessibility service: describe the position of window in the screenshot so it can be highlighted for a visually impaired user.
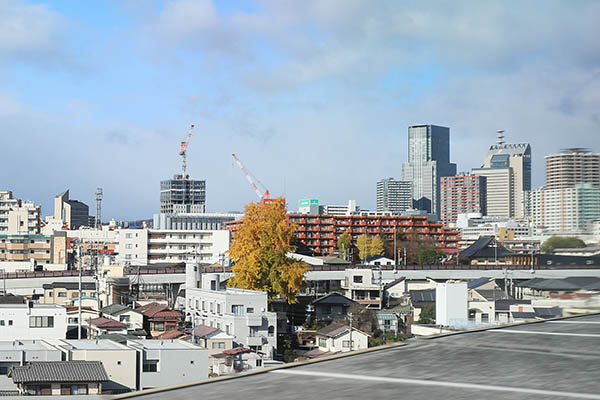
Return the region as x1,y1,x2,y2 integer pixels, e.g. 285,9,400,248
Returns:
212,342,226,349
29,316,54,328
232,305,243,316
342,340,354,348
153,321,165,331
8,320,12,326
48,292,53,297
68,318,78,324
143,360,159,372
210,302,214,313
246,307,254,314
319,338,327,347
353,276,363,283
117,361,121,365
217,303,221,314
249,327,259,337
268,326,275,337
119,315,130,323
126,244,132,249
0,320,4,326
202,300,206,311
125,233,132,239
256,359,262,367
58,292,67,297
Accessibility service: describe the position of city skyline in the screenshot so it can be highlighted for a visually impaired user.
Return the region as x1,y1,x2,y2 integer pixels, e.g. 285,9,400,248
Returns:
1,1,600,220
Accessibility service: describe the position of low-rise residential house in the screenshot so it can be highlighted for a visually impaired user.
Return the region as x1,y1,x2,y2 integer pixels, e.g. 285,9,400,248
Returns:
186,280,277,358
0,340,62,394
314,323,370,354
409,289,435,322
58,339,137,392
100,304,144,332
136,302,183,337
66,307,98,339
87,317,128,338
375,311,403,335
312,293,356,323
0,303,67,341
193,325,235,376
365,256,395,265
8,360,109,395
126,339,208,390
41,282,97,307
383,277,407,299
341,269,383,308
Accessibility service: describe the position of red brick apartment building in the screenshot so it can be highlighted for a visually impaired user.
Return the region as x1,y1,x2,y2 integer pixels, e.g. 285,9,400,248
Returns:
226,214,460,256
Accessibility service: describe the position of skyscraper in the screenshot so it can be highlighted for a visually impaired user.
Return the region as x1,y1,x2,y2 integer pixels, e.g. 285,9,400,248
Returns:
545,148,600,190
160,174,206,214
54,190,90,229
440,173,487,226
376,178,412,213
472,131,531,219
402,124,456,217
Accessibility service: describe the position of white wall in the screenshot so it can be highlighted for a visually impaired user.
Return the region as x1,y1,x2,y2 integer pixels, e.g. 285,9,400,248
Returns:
436,282,467,327
186,287,277,358
0,304,67,340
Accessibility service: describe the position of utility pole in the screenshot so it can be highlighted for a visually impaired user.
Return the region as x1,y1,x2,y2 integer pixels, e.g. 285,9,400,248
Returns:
77,245,82,340
348,312,353,352
393,228,397,274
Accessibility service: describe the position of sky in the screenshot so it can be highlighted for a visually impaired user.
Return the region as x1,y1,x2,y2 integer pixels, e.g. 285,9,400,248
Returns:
1,0,600,221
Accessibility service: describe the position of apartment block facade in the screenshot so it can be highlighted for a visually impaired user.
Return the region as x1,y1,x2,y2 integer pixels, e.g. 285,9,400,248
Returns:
186,280,277,358
285,214,460,256
0,233,67,265
545,148,600,190
376,178,412,213
440,174,487,226
0,191,41,235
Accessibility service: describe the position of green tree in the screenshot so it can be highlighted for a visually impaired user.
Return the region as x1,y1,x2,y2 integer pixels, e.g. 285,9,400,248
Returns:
337,232,352,261
228,197,308,303
418,304,436,324
541,236,586,253
417,248,445,265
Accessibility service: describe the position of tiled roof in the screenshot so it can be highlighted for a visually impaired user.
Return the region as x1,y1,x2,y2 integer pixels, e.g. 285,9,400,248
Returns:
193,325,219,338
223,347,252,355
90,317,127,329
384,277,406,290
42,282,96,290
468,277,492,289
316,323,370,338
410,289,435,303
101,304,133,316
495,299,531,311
9,361,109,383
150,310,184,320
511,312,536,319
156,329,185,339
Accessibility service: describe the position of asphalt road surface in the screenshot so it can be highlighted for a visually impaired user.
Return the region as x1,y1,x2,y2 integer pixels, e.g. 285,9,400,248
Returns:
120,313,600,400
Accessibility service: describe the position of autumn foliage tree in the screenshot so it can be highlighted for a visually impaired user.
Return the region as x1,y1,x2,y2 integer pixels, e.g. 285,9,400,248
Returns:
356,234,385,261
228,197,308,303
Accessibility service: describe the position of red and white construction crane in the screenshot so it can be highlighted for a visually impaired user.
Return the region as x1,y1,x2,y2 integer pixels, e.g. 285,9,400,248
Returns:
232,153,270,202
179,124,195,178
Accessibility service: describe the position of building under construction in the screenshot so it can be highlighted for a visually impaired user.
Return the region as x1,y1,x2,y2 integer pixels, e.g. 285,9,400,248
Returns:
160,124,206,214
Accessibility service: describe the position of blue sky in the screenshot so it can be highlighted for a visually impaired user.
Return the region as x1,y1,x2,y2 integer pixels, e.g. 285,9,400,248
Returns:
1,0,600,220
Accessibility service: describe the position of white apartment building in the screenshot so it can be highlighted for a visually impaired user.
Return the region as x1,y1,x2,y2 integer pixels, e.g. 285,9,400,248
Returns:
527,184,600,233
147,229,230,265
0,191,41,235
0,303,67,341
116,229,148,265
127,339,208,390
186,275,277,358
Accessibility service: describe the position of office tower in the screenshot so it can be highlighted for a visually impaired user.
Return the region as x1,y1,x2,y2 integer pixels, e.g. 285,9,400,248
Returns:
160,175,206,214
440,174,487,226
527,184,600,233
472,131,531,219
545,148,600,190
54,190,90,229
376,178,412,213
402,124,457,217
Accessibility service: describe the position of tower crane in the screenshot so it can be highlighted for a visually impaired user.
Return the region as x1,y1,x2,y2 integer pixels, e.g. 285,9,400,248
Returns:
179,124,195,178
231,153,270,202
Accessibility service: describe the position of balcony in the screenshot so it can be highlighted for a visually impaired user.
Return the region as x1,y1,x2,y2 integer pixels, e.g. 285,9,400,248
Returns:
246,315,262,326
246,336,263,346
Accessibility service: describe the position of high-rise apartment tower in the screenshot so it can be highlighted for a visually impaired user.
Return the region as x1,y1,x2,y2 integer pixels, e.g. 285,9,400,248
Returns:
376,178,412,213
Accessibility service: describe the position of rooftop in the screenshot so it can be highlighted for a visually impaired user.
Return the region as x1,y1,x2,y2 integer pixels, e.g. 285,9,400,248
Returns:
126,339,202,350
0,340,58,352
9,361,109,383
130,313,600,400
61,339,130,350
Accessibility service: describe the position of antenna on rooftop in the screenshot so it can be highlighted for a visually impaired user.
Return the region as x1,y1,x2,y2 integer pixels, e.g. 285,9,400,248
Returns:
496,130,505,146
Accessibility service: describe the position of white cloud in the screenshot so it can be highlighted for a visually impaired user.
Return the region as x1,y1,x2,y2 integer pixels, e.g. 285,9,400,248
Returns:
0,0,69,67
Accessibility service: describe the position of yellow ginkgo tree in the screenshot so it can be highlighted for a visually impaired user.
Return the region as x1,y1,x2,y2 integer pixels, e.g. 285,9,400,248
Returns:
228,197,308,303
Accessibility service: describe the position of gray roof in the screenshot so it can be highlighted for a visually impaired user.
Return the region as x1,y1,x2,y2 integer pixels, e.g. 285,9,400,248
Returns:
384,277,406,290
495,299,531,312
474,288,511,301
468,277,492,289
410,289,435,304
42,282,96,290
511,311,536,319
9,361,109,383
312,293,356,306
101,303,140,316
459,236,513,259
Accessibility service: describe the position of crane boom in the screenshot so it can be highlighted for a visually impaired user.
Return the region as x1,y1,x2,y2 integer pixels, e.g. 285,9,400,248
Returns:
179,124,195,178
232,153,270,201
